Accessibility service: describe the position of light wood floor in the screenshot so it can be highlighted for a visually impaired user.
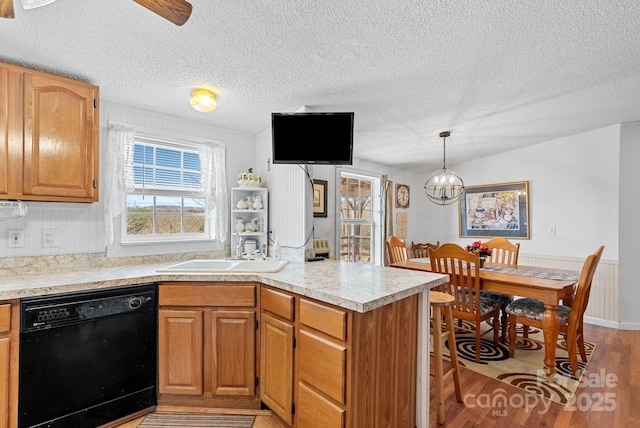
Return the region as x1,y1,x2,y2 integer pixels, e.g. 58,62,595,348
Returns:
115,324,639,428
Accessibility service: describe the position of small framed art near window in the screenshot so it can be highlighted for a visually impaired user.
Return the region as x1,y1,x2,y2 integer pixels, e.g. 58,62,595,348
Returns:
459,181,530,239
313,179,328,217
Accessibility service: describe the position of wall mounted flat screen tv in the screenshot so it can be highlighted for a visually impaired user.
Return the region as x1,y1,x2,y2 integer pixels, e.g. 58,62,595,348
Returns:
271,112,354,165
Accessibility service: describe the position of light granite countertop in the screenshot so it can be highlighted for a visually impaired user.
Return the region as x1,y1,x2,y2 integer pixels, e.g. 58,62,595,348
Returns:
0,259,447,312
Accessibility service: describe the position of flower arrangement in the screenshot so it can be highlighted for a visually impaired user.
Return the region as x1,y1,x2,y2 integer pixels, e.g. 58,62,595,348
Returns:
237,168,262,187
465,241,492,258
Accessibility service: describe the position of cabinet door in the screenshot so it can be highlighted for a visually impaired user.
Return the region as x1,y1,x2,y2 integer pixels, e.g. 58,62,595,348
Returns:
158,309,203,395
22,72,98,201
210,310,256,396
260,312,294,425
0,66,8,196
0,336,9,428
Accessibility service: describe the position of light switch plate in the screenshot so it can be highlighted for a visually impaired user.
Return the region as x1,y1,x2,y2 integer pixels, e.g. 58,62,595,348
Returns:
43,229,58,248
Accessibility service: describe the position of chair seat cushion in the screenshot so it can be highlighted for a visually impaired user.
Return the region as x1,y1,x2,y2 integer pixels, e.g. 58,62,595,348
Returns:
455,294,502,316
479,291,513,306
505,298,571,325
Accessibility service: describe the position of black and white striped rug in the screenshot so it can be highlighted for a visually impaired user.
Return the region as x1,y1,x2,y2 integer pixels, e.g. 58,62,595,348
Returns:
138,413,256,428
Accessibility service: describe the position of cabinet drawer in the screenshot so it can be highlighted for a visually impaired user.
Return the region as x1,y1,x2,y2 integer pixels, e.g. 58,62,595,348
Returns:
300,298,347,341
261,287,294,321
0,304,10,334
298,329,347,404
296,382,345,428
159,283,256,307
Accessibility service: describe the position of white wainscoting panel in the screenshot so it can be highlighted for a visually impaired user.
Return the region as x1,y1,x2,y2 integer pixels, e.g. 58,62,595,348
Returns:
519,253,619,326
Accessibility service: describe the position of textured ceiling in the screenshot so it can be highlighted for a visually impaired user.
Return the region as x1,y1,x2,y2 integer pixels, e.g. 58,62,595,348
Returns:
1,0,639,173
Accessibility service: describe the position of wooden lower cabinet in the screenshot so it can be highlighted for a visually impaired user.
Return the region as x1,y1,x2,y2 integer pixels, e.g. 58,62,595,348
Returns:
260,312,294,425
260,285,418,428
158,309,204,395
211,310,256,396
0,301,18,428
157,283,258,409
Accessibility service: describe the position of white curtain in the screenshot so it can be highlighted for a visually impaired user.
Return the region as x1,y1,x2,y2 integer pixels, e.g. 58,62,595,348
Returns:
202,142,228,241
104,122,135,245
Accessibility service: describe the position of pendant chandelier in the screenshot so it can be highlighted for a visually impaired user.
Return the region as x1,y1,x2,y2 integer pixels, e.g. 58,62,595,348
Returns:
424,131,464,205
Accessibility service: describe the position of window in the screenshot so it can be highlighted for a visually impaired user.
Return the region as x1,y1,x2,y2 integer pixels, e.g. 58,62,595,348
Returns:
123,137,207,242
338,172,383,264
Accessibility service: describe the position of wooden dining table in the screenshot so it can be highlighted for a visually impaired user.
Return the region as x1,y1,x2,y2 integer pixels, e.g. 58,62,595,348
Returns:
391,258,580,379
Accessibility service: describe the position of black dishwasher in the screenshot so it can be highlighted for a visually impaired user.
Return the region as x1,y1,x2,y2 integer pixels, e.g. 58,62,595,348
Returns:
18,283,157,428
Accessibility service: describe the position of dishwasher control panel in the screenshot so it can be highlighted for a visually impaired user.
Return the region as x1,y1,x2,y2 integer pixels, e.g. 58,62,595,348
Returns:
21,284,156,333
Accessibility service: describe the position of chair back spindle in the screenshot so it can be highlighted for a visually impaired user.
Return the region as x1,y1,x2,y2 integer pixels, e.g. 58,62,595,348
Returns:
483,237,520,266
411,241,440,258
386,235,408,264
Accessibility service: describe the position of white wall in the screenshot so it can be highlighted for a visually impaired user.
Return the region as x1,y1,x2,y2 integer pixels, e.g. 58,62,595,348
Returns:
425,125,620,260
0,101,257,259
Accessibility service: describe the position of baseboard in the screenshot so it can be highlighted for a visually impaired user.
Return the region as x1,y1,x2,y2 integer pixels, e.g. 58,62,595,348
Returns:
617,321,640,330
584,316,620,329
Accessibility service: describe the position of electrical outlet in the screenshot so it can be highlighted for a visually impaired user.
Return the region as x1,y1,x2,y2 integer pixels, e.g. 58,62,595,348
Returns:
43,229,59,248
9,229,24,248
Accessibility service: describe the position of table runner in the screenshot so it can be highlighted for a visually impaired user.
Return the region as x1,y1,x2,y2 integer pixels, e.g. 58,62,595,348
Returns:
408,258,579,281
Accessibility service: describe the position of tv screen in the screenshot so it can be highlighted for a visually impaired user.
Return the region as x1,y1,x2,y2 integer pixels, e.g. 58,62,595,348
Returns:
271,112,354,165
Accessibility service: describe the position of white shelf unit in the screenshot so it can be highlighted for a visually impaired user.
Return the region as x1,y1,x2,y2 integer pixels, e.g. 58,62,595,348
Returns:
231,187,268,258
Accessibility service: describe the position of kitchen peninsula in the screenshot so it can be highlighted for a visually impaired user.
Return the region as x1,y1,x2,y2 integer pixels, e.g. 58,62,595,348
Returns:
0,259,447,428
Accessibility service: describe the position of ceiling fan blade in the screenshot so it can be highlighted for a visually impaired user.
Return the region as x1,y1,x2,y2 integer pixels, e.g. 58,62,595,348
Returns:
132,0,192,26
0,0,15,19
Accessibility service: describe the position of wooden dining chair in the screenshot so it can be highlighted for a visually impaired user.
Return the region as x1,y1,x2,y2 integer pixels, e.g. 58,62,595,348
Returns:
484,237,520,265
480,237,520,342
506,246,604,375
386,235,408,264
411,241,440,258
428,243,501,362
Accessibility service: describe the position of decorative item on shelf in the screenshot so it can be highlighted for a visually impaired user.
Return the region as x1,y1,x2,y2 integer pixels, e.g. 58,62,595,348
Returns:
235,218,245,234
465,241,492,267
424,131,464,206
236,198,248,210
243,239,258,255
246,196,254,210
244,220,258,232
253,195,263,210
237,168,262,187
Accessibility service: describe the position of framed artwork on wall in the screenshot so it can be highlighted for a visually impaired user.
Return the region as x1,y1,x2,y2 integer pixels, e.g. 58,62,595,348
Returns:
313,179,328,217
459,181,530,239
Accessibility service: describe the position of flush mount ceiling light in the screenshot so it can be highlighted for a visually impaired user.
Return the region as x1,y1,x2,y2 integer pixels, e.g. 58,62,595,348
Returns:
20,0,56,9
190,88,217,113
424,131,464,206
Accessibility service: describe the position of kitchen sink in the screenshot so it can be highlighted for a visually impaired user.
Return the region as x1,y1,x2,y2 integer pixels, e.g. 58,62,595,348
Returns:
157,259,288,273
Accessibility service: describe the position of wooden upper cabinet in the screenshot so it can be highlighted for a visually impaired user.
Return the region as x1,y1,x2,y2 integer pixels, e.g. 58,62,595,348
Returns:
0,61,99,202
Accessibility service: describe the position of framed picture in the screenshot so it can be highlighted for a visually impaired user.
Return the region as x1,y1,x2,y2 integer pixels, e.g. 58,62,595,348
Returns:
459,181,530,239
313,179,328,217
